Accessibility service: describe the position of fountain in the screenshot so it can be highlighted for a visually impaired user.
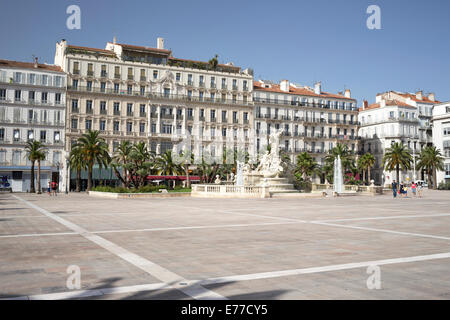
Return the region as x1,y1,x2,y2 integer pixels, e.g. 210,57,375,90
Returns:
333,155,344,194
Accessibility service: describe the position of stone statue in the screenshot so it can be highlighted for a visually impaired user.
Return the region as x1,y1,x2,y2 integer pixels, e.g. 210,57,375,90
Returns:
255,130,284,178
214,175,221,185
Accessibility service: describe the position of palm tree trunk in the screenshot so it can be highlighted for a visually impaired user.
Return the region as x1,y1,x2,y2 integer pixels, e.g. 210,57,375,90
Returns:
428,169,432,189
185,163,191,188
30,160,35,193
368,167,371,185
396,165,400,184
76,168,81,192
433,166,437,190
87,163,93,191
37,160,41,194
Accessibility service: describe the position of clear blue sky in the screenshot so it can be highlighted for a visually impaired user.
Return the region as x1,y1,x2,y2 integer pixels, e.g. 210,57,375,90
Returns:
1,0,449,105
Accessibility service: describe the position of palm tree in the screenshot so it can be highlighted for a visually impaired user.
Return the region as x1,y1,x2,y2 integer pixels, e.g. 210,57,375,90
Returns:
417,146,444,189
112,141,133,188
208,54,219,70
129,142,154,188
325,144,354,170
358,153,376,185
295,152,319,182
156,150,182,188
69,145,86,192
35,149,46,194
382,142,412,183
76,130,110,191
24,140,46,193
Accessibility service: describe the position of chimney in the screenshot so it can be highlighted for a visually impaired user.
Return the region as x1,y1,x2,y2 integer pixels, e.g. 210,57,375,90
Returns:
314,82,321,95
157,37,164,49
113,36,117,44
280,80,290,92
345,89,351,98
416,90,423,100
363,100,368,110
428,93,435,102
34,57,38,68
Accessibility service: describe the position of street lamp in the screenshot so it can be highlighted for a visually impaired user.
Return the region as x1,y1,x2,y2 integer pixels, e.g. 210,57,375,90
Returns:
65,154,70,194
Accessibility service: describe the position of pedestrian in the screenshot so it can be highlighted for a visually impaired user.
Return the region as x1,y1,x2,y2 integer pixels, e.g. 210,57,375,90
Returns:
418,182,424,198
403,184,408,198
392,180,397,198
51,181,58,196
411,182,417,197
47,181,51,196
399,182,404,198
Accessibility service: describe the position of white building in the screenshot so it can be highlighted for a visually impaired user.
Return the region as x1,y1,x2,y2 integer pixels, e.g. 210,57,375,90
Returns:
358,90,438,187
431,101,450,185
54,37,254,188
253,80,359,169
0,59,67,192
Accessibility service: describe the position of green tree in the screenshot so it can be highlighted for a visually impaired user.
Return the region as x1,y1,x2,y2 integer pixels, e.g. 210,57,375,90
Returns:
324,143,355,183
208,54,219,70
382,142,412,184
111,141,133,188
24,140,46,193
69,145,87,192
295,152,319,182
358,153,376,185
155,150,182,188
128,142,154,188
76,130,111,191
417,146,444,189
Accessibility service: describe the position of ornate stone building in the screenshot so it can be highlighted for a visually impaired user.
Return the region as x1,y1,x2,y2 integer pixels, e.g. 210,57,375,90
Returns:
0,59,67,192
253,80,359,167
54,37,254,164
358,90,438,186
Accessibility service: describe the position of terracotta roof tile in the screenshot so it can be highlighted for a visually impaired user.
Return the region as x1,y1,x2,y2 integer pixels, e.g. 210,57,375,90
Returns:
67,45,116,56
115,43,171,55
398,93,439,104
0,59,64,73
254,81,355,101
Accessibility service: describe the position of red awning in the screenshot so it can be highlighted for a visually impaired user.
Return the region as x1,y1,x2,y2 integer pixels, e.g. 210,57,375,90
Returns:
146,175,200,181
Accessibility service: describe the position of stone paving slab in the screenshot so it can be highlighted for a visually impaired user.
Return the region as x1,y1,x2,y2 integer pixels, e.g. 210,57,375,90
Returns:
0,233,160,298
1,190,450,300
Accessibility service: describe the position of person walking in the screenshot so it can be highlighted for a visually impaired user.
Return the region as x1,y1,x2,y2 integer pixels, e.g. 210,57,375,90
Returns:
47,181,52,196
411,182,417,197
392,180,398,198
418,182,424,198
51,180,58,196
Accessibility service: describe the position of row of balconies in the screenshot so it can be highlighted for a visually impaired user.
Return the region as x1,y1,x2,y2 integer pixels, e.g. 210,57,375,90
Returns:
67,86,251,106
72,72,248,91
254,97,357,111
0,138,64,146
259,131,359,140
0,96,65,107
0,118,65,127
255,114,359,125
0,160,59,167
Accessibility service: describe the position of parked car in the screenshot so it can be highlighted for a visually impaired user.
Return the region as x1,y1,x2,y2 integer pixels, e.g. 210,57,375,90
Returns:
416,180,428,187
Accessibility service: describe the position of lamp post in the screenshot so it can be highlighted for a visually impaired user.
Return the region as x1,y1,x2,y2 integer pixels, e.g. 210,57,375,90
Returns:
413,144,417,183
65,154,70,194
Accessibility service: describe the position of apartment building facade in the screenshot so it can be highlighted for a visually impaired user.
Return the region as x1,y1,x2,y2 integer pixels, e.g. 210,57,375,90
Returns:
253,80,359,168
0,59,67,192
431,101,450,185
54,38,254,170
358,91,438,186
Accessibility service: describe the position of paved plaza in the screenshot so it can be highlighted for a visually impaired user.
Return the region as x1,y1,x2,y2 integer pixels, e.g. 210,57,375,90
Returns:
1,190,450,300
